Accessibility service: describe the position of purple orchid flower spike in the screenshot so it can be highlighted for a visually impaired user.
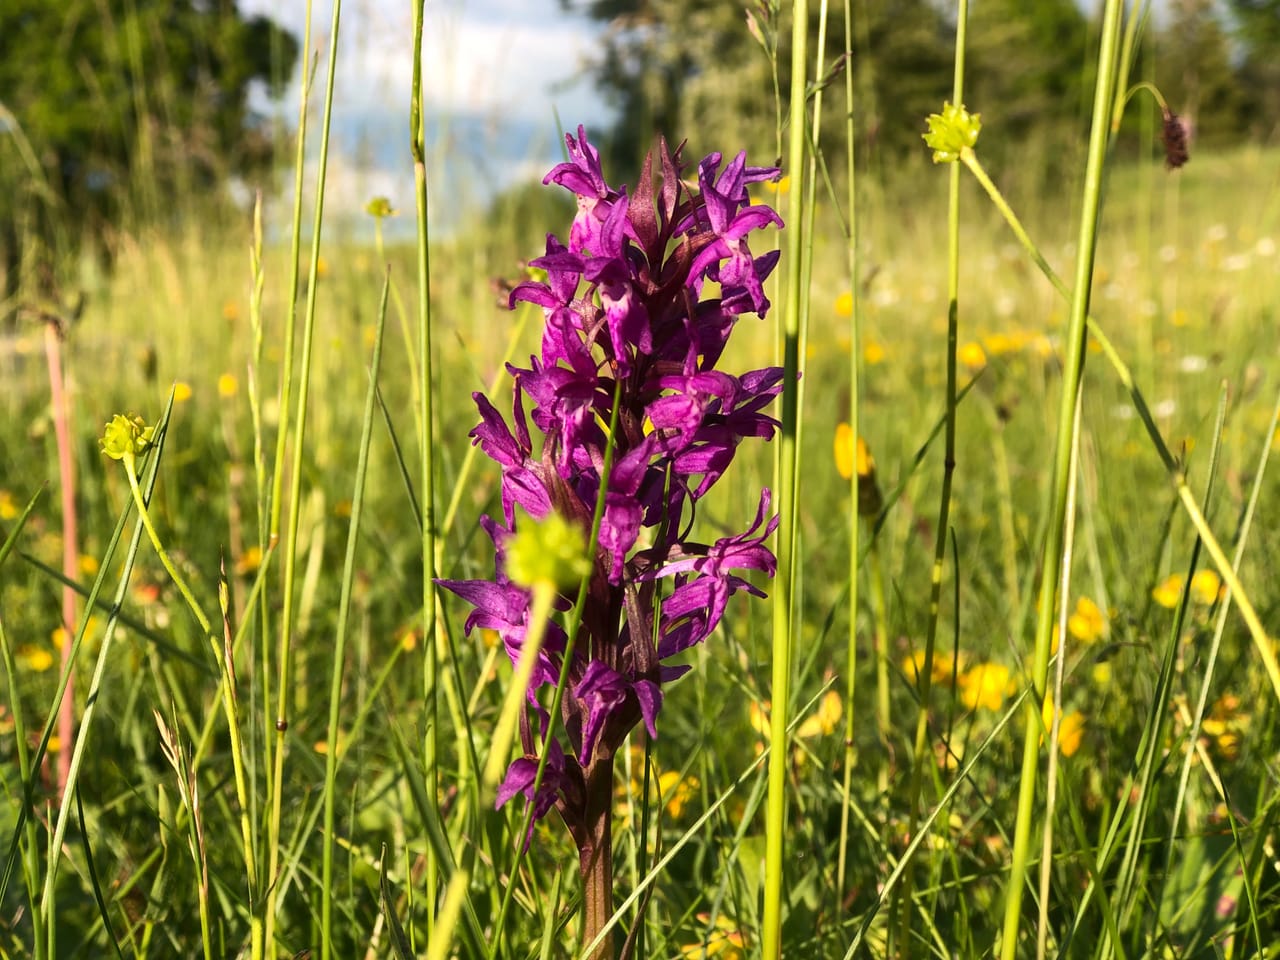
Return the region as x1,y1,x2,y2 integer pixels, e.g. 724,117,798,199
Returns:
496,730,575,850
438,130,787,911
544,125,615,257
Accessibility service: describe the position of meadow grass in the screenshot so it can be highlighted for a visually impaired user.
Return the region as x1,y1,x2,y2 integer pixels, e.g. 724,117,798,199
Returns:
3,4,1280,958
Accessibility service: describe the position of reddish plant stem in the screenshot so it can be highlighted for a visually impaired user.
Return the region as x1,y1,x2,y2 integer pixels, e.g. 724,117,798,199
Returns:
44,319,77,797
580,753,616,960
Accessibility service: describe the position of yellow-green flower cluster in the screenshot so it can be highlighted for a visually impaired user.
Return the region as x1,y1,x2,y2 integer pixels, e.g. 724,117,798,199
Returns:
504,509,591,592
923,102,982,164
99,414,155,462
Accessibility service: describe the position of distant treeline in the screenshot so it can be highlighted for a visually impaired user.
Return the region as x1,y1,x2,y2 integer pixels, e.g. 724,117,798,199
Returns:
564,0,1280,172
3,0,1278,308
0,0,296,313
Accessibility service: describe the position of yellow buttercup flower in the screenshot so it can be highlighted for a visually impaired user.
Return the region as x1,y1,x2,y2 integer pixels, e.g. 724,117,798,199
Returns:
396,624,423,651
1152,574,1184,609
314,730,348,758
0,490,17,521
235,545,263,577
748,700,770,740
834,424,853,479
982,332,1019,356
17,645,55,673
218,373,238,398
1202,693,1248,761
616,751,699,820
656,770,699,819
680,914,748,959
1041,696,1086,757
750,691,842,767
795,690,843,739
172,381,193,403
834,425,882,515
834,290,854,318
958,662,1012,711
958,341,987,370
1057,711,1086,757
1067,596,1107,644
863,341,886,365
903,649,959,686
1190,569,1223,605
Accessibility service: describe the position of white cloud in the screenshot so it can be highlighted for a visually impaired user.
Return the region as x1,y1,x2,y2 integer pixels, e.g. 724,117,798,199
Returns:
237,0,612,226
243,0,609,124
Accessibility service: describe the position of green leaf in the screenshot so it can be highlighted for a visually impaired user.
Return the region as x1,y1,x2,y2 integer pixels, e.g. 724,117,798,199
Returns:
378,846,414,960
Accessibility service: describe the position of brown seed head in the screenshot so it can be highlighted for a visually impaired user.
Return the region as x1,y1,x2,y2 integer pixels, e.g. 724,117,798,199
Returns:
1161,108,1191,170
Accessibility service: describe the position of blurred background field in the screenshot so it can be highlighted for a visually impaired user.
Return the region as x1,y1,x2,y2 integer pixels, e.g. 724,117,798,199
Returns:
3,1,1280,958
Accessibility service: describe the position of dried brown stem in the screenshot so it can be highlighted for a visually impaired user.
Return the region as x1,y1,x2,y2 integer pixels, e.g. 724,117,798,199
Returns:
43,318,77,798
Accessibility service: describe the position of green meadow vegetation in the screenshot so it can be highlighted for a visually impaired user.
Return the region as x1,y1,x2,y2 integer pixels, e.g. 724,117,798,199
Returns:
3,1,1280,958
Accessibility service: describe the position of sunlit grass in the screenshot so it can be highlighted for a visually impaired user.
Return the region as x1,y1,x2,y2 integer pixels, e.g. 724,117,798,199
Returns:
2,11,1280,955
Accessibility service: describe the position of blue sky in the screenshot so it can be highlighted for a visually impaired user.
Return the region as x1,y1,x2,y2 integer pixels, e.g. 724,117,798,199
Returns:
239,0,614,231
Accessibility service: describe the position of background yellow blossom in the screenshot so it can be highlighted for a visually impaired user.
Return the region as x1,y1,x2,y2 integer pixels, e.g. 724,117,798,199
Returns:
958,662,1013,711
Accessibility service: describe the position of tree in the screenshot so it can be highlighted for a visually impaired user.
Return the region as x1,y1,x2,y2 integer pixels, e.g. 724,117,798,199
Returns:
1157,0,1248,146
1224,0,1280,139
0,0,297,312
562,0,954,174
965,0,1092,156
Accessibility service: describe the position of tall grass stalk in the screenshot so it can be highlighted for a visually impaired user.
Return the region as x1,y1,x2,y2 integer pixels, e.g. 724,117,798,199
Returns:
438,307,532,543
154,707,212,960
763,0,811,952
959,151,1280,702
267,1,316,544
409,0,442,927
265,0,344,950
1036,393,1081,960
0,492,46,957
999,0,1125,953
869,539,890,799
39,406,174,956
1109,3,1152,138
319,274,389,958
1102,389,1229,960
898,2,966,953
796,0,829,469
843,688,1031,960
246,193,271,875
431,306,537,846
1160,389,1280,928
370,208,425,447
835,0,861,909
122,413,259,950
